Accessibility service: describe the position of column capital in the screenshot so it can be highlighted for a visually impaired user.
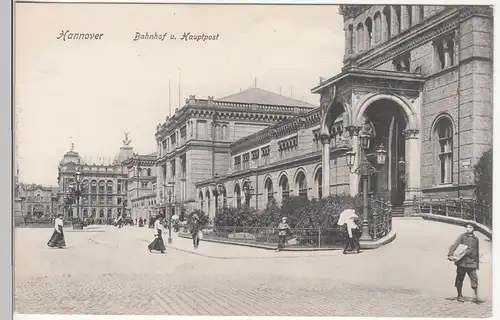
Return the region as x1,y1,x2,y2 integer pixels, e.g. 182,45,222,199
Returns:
345,125,362,137
403,128,420,140
320,134,331,145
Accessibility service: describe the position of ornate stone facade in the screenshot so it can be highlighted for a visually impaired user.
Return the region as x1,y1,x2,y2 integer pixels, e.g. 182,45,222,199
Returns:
122,153,157,222
17,183,59,219
56,137,133,221
195,5,493,217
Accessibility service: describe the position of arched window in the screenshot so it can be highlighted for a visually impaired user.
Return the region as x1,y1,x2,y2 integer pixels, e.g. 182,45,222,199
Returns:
107,209,112,218
98,181,105,193
234,184,241,209
99,209,104,218
199,190,204,210
107,181,113,193
242,181,251,207
91,208,96,217
314,169,323,200
81,180,89,193
265,178,274,204
36,194,41,202
383,6,391,40
279,175,290,200
356,23,364,52
435,117,454,184
147,168,152,176
205,190,211,216
222,125,228,140
91,180,97,193
374,12,382,43
83,208,88,217
365,17,373,49
295,171,307,199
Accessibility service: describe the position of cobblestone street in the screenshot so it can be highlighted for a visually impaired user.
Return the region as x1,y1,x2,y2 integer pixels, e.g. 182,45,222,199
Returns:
14,218,492,317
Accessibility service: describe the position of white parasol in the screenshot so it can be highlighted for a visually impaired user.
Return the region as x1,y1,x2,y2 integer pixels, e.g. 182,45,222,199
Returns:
171,214,179,221
337,209,358,226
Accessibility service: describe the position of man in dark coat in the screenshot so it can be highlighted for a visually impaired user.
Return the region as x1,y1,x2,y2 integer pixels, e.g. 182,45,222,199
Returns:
190,214,201,249
447,223,481,303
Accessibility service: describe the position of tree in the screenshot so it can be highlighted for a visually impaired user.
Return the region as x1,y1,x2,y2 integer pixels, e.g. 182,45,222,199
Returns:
474,148,492,205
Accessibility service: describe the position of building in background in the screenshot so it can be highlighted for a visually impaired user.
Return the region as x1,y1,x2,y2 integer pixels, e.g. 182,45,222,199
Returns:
154,87,317,219
122,152,157,222
196,5,493,217
17,183,59,219
56,135,133,222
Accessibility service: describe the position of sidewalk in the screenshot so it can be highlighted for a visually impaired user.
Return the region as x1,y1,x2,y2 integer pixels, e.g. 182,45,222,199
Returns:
132,226,343,259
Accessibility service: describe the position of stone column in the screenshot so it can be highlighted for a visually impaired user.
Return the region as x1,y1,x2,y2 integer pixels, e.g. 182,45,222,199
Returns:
349,135,360,197
321,134,331,197
401,6,410,31
403,129,421,216
411,5,419,25
380,12,387,42
391,6,399,37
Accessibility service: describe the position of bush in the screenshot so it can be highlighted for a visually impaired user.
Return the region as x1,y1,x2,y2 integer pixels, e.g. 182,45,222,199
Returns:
212,192,363,230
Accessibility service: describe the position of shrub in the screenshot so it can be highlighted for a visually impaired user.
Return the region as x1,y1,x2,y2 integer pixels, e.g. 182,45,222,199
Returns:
474,148,492,227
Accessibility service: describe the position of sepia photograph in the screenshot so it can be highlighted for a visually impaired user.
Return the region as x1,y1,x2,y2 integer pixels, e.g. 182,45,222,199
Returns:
13,2,493,318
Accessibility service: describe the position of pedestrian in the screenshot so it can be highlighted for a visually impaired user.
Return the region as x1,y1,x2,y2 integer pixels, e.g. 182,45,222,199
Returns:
47,214,66,249
138,217,144,227
343,216,360,254
276,217,290,252
148,216,166,254
190,214,201,249
447,223,482,303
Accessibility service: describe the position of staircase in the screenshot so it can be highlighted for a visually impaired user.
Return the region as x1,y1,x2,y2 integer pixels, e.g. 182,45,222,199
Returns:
392,205,405,217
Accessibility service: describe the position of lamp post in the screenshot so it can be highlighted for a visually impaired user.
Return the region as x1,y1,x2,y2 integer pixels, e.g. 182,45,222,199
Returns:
136,164,141,221
242,180,254,207
345,125,387,241
164,182,174,244
71,170,83,230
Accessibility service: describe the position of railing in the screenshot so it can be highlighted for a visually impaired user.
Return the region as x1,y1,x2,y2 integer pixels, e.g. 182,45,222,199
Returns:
413,196,492,228
190,226,348,249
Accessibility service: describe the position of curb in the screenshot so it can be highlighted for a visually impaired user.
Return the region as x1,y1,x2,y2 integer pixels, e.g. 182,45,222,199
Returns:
359,229,397,249
419,214,492,239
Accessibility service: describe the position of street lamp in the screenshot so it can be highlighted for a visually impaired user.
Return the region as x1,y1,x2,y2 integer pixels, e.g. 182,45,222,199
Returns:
71,170,83,230
212,173,225,216
345,125,387,241
164,182,174,244
136,164,141,221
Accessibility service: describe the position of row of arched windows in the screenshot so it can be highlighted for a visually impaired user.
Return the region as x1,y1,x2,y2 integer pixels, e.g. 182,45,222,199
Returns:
81,180,115,194
355,5,424,53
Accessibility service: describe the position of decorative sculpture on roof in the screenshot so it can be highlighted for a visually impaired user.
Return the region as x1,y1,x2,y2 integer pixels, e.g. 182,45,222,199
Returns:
123,132,131,146
70,136,75,151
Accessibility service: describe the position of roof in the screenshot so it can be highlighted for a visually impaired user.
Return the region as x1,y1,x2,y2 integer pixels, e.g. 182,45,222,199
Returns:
218,87,317,108
113,146,134,165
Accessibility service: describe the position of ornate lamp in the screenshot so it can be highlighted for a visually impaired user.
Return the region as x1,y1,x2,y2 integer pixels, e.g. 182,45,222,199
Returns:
398,157,406,182
345,149,356,170
359,131,371,150
375,143,387,165
75,170,82,183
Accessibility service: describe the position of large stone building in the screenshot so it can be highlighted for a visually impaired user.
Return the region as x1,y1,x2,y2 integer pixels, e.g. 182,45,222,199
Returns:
154,88,317,218
195,5,493,218
122,152,158,222
56,136,134,221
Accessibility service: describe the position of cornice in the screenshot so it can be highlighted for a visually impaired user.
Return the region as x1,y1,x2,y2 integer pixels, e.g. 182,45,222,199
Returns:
155,97,316,140
230,108,322,155
357,6,492,69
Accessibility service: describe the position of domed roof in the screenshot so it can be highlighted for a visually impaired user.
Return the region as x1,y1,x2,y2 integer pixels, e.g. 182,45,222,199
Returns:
59,150,83,166
113,132,134,165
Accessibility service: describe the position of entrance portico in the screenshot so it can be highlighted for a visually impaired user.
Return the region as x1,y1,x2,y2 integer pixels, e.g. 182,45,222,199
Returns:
313,67,425,215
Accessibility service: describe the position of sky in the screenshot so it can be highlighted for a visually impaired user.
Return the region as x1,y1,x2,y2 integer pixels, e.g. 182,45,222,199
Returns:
15,3,345,186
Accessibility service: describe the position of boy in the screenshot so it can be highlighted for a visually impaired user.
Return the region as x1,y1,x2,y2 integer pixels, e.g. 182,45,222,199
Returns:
447,223,481,303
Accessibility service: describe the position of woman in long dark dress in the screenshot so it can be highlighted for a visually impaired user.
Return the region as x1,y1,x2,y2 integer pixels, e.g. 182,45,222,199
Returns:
148,217,166,254
47,214,66,248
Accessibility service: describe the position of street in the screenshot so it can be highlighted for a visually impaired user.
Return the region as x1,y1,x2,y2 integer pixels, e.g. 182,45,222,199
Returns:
14,218,492,317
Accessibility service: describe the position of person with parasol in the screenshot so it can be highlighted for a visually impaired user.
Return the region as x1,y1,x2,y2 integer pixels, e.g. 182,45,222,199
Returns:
148,216,166,254
337,209,361,254
47,214,66,249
